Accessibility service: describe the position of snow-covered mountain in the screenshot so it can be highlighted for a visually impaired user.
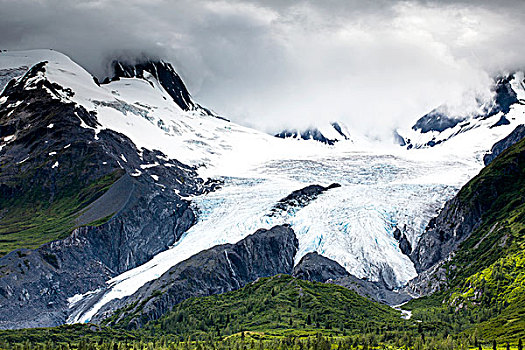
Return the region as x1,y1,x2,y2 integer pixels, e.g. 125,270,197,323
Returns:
398,73,525,150
275,122,352,145
1,49,524,328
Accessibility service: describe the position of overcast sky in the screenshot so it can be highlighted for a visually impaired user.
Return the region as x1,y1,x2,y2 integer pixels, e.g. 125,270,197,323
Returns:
1,0,524,138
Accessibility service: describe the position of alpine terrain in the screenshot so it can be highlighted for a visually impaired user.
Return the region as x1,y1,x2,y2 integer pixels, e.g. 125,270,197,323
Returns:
0,48,524,349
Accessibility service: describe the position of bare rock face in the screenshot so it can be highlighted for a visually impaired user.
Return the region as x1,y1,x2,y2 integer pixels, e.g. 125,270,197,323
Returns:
293,252,412,305
484,124,525,165
293,252,349,283
409,195,486,274
0,61,209,329
95,225,299,329
409,133,525,296
109,60,216,117
268,183,341,217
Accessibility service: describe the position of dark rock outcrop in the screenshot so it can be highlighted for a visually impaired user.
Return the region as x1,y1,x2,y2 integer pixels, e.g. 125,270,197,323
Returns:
490,115,510,128
268,183,340,217
393,227,412,256
331,122,350,140
95,225,298,329
292,252,412,305
109,60,217,117
0,61,208,329
484,124,525,165
276,128,337,145
412,111,463,134
275,123,349,145
293,252,349,283
492,75,519,115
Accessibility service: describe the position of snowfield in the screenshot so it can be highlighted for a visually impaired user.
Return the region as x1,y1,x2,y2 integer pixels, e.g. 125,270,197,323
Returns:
1,50,524,323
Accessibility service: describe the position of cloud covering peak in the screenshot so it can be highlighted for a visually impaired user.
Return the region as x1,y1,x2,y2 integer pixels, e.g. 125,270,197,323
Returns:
1,0,524,137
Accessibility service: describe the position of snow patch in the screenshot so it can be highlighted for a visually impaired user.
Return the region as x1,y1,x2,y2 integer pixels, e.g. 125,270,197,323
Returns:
140,162,159,169
17,156,29,164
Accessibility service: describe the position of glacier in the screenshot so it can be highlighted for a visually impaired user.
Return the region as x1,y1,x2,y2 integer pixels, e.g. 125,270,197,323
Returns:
1,49,524,324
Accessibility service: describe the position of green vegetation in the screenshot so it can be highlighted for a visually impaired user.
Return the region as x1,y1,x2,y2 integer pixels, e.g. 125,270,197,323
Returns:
0,323,136,345
0,275,524,349
403,137,525,344
0,169,123,256
1,112,525,349
451,137,525,287
141,274,403,338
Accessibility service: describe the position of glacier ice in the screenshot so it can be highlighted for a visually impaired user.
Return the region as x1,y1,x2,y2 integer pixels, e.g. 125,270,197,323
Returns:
2,49,524,324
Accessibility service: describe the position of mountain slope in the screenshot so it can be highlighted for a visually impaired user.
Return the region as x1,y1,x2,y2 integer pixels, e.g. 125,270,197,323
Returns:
399,72,525,152
140,274,403,338
2,48,525,334
410,136,525,281
405,136,525,342
90,225,298,328
0,52,209,329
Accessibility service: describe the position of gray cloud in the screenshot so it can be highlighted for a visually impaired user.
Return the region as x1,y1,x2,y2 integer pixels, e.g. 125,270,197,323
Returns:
1,0,524,138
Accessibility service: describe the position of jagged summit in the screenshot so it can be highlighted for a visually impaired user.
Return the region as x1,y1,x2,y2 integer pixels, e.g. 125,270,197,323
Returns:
275,122,351,145
413,74,519,135
398,72,525,150
110,60,195,110
105,59,217,117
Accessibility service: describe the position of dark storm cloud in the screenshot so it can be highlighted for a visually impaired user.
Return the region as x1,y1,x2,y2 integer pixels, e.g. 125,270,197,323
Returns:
1,0,524,137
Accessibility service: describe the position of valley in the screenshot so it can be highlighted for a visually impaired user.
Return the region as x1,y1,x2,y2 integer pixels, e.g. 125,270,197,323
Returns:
0,48,524,349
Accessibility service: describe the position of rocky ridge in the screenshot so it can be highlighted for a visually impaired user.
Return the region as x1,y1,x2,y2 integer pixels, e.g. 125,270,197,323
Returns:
0,60,210,329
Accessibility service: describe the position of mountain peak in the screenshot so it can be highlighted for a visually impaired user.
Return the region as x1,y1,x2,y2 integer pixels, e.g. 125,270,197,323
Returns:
106,59,215,115
275,122,351,145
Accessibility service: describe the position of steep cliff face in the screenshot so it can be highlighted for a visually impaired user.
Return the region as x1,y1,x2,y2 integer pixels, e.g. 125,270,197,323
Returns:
409,195,482,274
484,124,525,165
292,252,412,305
94,225,298,329
409,136,525,295
109,60,216,117
292,251,349,283
0,60,208,329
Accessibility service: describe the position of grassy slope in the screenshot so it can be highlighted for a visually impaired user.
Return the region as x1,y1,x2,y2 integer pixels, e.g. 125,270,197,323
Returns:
141,274,404,338
0,275,413,349
406,137,525,343
2,274,521,349
0,169,123,256
0,324,136,345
